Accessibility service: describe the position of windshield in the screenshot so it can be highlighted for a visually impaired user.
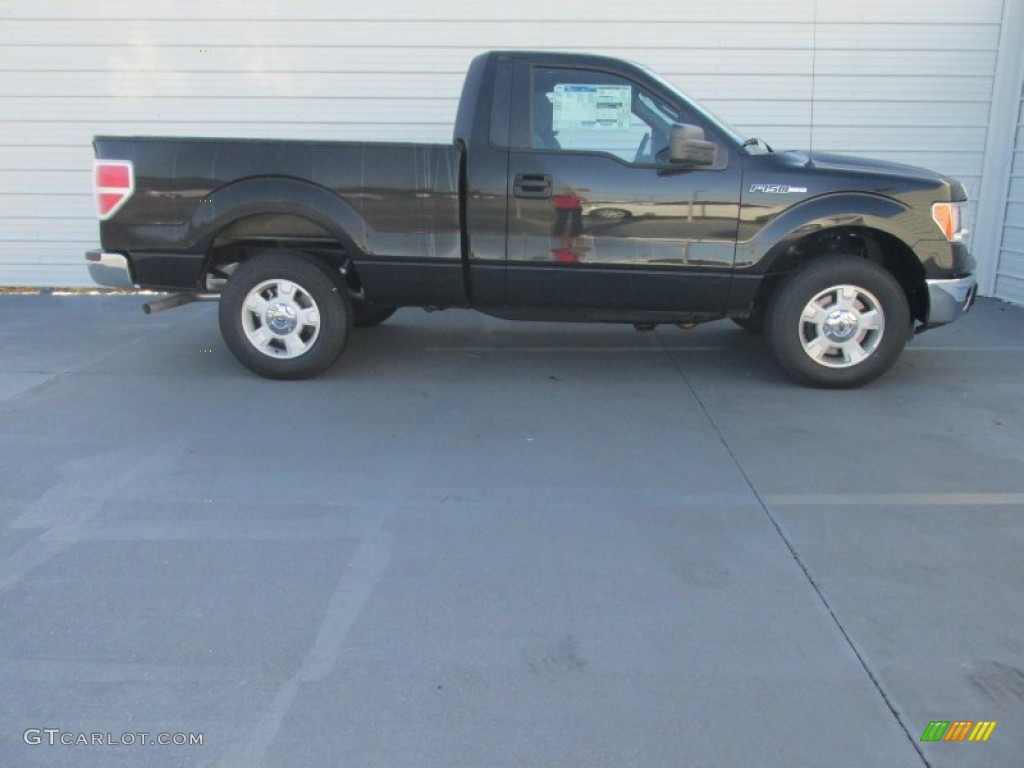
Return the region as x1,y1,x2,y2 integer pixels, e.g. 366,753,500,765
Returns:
636,64,748,147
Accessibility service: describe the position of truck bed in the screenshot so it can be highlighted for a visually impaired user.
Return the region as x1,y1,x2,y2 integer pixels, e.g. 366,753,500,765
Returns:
94,136,463,292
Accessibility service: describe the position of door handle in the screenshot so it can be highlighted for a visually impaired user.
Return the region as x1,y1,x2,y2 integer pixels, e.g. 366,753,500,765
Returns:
513,173,553,199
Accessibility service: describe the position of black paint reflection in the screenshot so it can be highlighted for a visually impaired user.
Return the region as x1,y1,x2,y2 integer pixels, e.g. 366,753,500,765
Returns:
507,150,742,310
551,188,584,263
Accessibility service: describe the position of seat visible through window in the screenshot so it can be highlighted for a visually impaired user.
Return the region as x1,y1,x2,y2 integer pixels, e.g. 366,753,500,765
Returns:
531,91,560,150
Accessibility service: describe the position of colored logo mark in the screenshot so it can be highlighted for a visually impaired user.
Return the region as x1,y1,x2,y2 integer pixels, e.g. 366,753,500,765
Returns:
920,720,996,742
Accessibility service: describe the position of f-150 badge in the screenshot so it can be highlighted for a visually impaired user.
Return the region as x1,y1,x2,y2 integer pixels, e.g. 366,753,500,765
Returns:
749,184,808,193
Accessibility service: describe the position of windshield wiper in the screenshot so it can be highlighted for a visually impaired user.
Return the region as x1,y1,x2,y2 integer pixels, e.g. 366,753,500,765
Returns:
742,137,774,153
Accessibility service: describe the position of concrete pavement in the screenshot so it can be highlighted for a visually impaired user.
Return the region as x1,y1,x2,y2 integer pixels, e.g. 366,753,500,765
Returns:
0,294,1021,767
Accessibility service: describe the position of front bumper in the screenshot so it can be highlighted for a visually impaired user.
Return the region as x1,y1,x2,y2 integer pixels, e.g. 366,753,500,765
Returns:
85,250,135,288
925,275,977,328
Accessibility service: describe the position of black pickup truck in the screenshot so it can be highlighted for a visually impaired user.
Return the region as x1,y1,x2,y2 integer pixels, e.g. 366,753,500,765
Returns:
87,50,977,387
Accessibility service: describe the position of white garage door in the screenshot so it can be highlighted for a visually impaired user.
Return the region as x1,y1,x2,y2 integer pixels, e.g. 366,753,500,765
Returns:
995,90,1024,305
0,0,1005,286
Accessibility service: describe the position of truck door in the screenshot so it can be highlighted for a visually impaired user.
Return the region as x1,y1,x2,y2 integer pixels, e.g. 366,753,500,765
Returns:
506,63,741,312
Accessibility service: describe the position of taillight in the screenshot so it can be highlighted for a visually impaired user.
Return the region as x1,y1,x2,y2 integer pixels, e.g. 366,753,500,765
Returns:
94,160,135,220
931,202,967,242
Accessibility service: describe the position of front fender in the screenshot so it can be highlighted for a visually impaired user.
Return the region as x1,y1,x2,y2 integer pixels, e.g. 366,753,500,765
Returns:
735,192,930,274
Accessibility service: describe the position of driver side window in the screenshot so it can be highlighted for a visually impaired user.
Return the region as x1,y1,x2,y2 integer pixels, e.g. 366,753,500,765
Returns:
531,67,657,163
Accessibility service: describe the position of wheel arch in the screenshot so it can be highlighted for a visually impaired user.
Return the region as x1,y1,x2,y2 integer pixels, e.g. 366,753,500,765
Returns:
747,226,927,325
735,193,930,325
193,181,378,298
190,176,369,253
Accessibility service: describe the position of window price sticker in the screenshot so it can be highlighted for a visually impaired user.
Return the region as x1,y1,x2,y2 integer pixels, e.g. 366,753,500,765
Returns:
552,84,632,132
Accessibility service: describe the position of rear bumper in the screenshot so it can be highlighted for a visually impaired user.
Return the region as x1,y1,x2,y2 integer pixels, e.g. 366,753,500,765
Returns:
924,275,977,328
85,250,135,288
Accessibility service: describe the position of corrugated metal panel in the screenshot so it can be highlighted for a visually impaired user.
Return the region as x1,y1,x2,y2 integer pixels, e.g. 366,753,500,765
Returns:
994,89,1024,306
5,0,998,22
0,0,1006,286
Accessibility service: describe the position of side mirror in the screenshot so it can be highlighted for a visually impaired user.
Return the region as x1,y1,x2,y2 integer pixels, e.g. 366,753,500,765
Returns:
669,124,717,167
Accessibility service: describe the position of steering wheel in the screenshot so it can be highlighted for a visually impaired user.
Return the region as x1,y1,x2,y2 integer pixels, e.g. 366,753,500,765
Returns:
633,133,651,164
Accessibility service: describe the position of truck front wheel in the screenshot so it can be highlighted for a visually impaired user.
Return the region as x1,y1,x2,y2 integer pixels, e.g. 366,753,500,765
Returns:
218,251,352,379
765,256,910,388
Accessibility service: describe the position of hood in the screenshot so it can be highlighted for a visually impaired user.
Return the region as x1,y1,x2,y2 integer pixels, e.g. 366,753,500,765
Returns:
758,150,967,201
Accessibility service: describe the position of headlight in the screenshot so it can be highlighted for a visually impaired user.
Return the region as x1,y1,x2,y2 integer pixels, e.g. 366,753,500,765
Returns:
931,202,968,242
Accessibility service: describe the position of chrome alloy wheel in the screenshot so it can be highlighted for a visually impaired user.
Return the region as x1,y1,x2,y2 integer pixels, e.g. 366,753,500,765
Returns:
240,279,321,359
798,284,885,368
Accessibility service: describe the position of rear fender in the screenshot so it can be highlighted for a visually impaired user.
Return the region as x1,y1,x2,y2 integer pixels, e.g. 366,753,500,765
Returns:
190,176,369,257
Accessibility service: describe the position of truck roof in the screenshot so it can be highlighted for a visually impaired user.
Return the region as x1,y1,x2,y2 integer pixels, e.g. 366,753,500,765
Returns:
477,50,644,69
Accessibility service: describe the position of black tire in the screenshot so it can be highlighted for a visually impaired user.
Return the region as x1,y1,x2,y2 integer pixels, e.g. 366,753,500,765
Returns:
218,251,352,379
765,256,910,388
353,303,397,327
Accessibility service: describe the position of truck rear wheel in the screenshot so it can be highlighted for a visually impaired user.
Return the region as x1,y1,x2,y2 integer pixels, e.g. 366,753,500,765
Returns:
765,256,910,388
218,251,352,379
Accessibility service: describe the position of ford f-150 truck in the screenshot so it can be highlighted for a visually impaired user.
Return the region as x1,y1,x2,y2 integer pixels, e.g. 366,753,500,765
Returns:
86,50,977,387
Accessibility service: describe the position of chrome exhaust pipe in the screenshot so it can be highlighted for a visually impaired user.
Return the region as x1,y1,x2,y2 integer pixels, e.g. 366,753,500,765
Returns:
142,292,219,315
